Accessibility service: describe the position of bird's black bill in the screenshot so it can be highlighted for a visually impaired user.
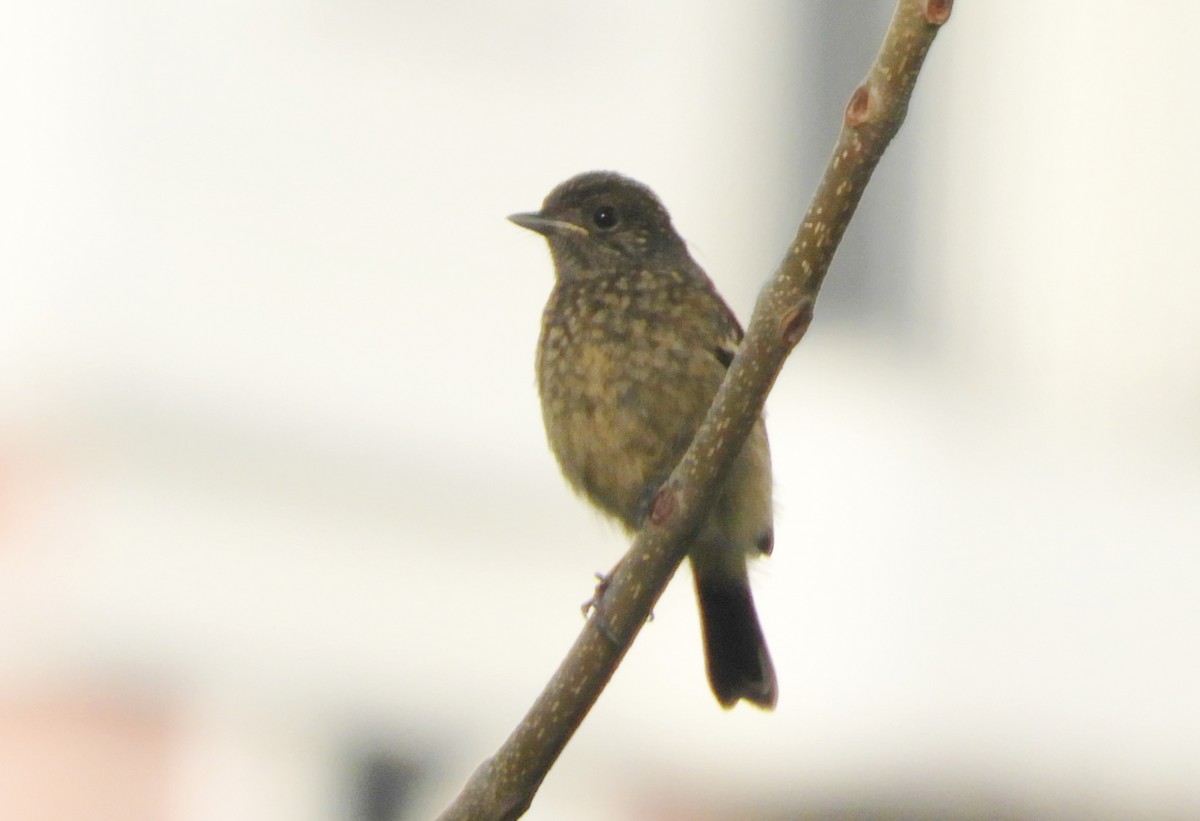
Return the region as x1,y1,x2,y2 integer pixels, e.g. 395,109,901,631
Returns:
507,212,588,238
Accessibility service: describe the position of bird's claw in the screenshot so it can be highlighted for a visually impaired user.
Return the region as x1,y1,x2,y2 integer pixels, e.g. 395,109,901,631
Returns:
582,571,623,645
580,571,610,618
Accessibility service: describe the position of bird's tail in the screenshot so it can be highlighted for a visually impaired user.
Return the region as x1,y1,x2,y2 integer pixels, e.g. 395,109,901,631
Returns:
693,568,777,709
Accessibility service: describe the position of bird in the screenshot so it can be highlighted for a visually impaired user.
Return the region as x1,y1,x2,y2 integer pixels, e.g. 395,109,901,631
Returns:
509,171,777,709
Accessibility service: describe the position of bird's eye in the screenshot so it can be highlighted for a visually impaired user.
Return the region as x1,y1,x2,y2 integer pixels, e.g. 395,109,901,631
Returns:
591,205,619,230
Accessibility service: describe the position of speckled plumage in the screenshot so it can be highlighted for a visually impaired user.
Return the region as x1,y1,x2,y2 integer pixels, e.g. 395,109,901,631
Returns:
511,171,777,709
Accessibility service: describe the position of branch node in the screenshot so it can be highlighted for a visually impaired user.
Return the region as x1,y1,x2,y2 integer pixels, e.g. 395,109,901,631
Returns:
924,0,953,25
648,485,677,527
845,85,872,127
780,302,815,348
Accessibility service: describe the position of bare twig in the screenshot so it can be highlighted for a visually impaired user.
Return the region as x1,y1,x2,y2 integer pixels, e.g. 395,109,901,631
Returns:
437,2,952,818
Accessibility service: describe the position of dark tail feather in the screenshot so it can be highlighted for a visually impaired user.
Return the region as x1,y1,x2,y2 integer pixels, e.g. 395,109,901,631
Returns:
694,574,778,709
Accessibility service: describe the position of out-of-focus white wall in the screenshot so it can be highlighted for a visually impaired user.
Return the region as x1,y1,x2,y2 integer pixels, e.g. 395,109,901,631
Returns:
1,2,1197,820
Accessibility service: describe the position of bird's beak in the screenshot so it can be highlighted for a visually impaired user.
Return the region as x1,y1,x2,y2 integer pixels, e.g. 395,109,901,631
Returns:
507,212,588,238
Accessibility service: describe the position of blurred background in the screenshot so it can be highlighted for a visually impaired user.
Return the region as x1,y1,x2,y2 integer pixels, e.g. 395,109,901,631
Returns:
2,1,1198,819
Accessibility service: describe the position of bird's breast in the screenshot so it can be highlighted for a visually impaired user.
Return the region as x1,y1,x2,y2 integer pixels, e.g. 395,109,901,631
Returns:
536,279,724,528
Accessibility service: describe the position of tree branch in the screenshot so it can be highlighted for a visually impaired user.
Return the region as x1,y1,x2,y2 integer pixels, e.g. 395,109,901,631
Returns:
437,2,952,818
